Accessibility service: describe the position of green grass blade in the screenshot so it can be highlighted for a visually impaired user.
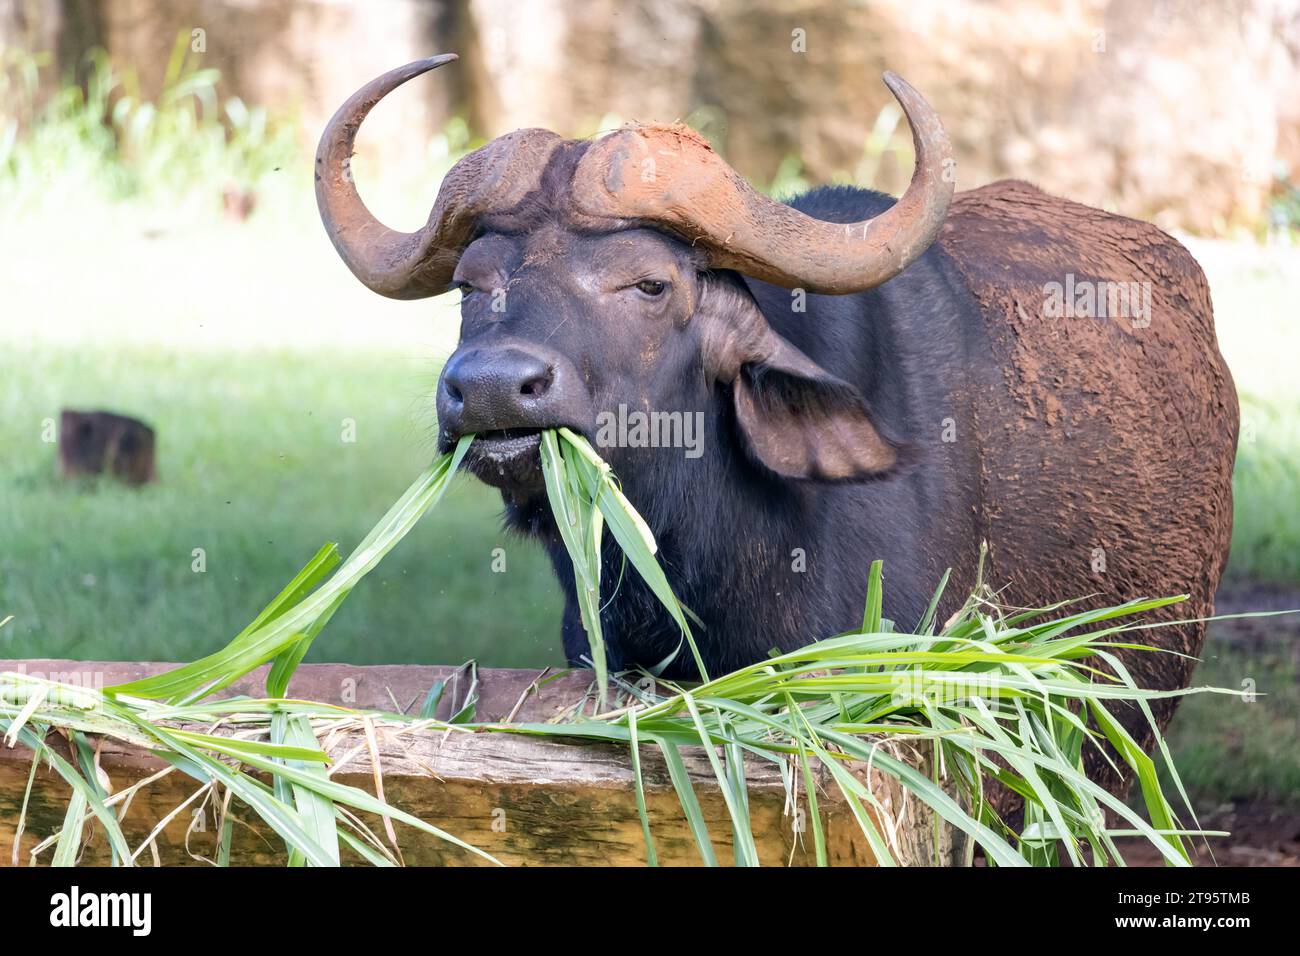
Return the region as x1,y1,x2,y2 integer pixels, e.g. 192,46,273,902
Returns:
862,559,884,633
3,720,133,864
51,789,87,867
627,707,659,866
273,711,340,867
107,439,470,703
652,735,718,866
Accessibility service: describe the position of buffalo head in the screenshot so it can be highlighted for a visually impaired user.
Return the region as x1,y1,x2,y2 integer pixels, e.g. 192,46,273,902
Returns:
315,55,953,495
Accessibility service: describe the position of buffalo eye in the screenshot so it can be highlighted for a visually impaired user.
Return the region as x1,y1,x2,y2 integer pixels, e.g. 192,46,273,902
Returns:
455,281,477,297
634,279,667,298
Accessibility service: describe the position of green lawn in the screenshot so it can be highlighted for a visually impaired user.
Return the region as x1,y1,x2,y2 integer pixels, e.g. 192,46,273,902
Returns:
1163,624,1300,807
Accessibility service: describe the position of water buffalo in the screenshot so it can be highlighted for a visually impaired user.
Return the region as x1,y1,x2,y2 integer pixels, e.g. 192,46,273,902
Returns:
315,56,1238,797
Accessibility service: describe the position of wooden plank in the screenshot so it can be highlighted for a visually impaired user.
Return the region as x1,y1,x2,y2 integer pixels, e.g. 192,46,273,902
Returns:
0,660,964,866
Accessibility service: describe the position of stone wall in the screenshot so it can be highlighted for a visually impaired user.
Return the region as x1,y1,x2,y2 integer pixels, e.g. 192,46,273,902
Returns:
3,0,1298,232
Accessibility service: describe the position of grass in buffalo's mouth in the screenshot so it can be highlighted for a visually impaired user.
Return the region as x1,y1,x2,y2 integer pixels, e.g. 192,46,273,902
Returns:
539,428,703,703
0,433,1254,866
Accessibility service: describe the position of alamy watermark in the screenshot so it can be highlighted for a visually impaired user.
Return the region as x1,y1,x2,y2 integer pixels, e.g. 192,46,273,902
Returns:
1,665,105,711
595,404,705,459
50,886,151,936
1042,273,1152,328
890,670,1005,707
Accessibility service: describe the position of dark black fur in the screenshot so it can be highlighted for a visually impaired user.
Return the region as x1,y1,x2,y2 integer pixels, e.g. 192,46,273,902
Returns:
501,186,991,678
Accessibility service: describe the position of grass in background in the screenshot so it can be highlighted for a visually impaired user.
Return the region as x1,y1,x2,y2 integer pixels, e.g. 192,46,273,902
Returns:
1186,235,1300,585
1161,630,1300,807
1230,393,1300,585
0,41,299,221
0,41,558,669
0,346,563,667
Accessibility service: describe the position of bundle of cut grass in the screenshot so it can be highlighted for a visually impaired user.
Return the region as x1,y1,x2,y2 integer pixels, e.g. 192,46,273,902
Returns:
502,581,1231,866
0,431,1242,866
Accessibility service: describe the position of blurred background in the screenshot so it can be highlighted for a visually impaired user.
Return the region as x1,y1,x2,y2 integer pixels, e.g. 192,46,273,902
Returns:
1,0,1298,860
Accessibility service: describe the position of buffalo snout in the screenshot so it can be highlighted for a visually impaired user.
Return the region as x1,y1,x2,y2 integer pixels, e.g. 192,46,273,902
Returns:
436,342,592,447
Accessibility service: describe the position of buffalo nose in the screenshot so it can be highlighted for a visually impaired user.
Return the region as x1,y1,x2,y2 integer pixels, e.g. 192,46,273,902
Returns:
438,346,583,437
442,347,552,405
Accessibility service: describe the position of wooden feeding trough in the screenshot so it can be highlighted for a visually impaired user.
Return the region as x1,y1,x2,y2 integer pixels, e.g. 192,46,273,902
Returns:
0,659,964,866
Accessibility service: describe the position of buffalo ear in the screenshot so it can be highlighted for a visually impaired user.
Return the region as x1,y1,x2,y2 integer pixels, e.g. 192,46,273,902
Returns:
732,343,903,480
697,278,904,481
